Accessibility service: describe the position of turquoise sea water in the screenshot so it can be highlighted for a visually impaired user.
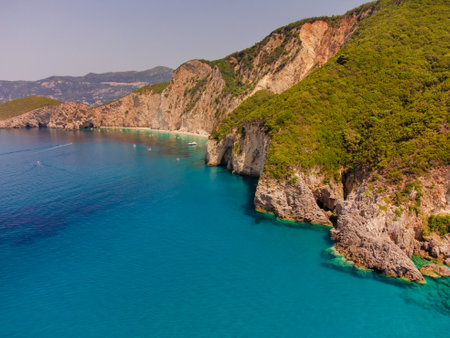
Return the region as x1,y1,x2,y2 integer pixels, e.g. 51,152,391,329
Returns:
0,128,448,337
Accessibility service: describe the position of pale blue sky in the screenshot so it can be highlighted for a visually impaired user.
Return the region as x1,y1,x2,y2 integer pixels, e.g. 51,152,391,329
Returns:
0,0,368,80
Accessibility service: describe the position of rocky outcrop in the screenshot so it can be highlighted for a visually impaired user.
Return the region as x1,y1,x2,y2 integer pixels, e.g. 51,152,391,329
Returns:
330,181,424,282
420,234,450,265
332,168,449,282
253,169,344,225
420,264,450,278
205,123,271,176
254,174,333,226
0,102,98,129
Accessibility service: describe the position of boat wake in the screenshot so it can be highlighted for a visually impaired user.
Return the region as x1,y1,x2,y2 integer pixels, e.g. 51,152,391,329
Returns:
0,143,73,156
35,143,73,153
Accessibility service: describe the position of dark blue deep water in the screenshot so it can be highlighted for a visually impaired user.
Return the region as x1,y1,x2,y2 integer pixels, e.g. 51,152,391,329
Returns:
0,128,448,337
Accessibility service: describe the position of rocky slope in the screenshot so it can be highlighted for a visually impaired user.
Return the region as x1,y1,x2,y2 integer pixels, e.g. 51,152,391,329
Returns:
0,66,173,106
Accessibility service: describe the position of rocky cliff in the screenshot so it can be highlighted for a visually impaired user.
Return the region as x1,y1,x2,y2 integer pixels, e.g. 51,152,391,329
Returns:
206,124,449,283
205,0,449,282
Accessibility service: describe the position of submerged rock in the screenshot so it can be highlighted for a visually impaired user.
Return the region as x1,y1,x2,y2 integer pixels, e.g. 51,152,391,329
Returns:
420,264,450,278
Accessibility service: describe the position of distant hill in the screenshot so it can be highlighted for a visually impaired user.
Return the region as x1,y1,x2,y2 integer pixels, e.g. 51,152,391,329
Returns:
0,66,173,106
0,96,60,120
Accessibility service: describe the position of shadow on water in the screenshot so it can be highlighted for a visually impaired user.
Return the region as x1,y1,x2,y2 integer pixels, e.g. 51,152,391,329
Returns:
0,171,152,246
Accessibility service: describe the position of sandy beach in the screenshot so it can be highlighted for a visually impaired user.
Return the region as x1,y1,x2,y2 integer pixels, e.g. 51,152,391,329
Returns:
99,126,209,139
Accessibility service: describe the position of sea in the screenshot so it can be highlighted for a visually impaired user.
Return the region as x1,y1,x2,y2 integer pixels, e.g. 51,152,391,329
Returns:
0,128,448,337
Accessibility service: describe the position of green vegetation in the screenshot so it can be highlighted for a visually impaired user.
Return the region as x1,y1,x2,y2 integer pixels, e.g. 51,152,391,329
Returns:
0,96,60,120
426,215,450,236
211,90,275,139
133,82,169,95
411,255,435,268
212,0,449,182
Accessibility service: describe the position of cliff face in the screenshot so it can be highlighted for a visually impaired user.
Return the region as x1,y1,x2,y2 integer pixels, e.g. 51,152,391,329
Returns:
205,125,449,283
204,0,449,282
0,10,370,135
240,15,364,94
205,123,271,176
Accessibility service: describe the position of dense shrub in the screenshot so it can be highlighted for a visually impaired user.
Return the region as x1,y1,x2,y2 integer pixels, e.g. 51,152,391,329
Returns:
427,215,450,236
0,96,60,120
212,0,449,183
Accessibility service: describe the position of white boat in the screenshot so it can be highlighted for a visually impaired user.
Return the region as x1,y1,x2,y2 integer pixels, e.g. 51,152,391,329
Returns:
188,142,197,146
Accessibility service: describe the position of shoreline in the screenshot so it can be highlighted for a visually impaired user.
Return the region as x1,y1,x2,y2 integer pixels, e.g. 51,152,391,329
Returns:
99,126,209,139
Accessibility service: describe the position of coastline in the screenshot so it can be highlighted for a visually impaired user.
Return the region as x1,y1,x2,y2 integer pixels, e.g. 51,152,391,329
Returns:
99,126,209,139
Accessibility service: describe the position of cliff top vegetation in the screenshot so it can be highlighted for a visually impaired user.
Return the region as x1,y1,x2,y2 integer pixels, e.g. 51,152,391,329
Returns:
212,0,449,183
0,96,61,121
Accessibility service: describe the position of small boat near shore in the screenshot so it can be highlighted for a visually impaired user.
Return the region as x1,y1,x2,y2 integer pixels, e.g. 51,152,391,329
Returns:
188,142,197,146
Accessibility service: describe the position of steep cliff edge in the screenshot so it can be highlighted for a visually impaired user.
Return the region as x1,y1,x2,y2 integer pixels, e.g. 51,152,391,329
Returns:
0,4,374,135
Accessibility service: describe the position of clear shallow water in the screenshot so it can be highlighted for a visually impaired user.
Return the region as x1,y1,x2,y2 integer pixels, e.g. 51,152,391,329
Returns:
0,128,448,337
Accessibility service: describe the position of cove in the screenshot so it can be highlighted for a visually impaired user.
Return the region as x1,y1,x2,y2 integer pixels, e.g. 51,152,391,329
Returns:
0,128,448,337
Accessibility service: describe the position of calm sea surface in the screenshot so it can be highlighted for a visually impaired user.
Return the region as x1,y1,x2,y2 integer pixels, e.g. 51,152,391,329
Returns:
0,128,448,337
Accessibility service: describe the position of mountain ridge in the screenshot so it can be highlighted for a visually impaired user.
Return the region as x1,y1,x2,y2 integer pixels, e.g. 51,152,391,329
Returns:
0,66,173,106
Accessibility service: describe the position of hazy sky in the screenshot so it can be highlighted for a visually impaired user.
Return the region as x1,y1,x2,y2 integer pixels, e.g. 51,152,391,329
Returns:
0,0,369,81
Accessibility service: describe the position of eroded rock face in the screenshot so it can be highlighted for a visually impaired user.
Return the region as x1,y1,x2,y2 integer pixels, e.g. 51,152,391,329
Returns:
0,102,98,129
330,182,424,282
206,123,271,176
249,14,366,94
330,168,450,282
420,264,450,278
254,174,332,225
253,168,345,226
